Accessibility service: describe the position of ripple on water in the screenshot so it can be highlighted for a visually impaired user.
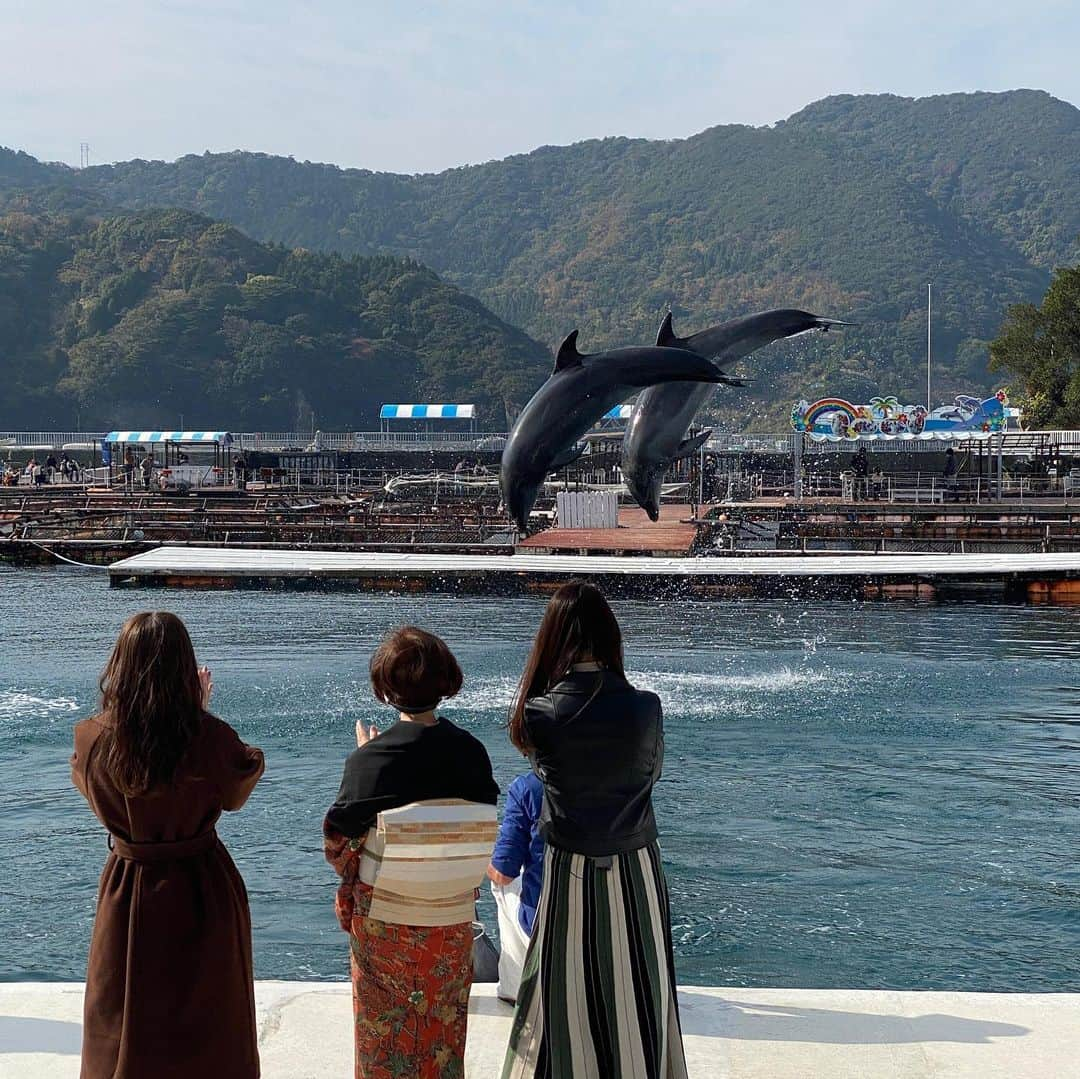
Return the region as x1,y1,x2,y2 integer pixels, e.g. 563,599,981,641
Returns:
1,568,1079,990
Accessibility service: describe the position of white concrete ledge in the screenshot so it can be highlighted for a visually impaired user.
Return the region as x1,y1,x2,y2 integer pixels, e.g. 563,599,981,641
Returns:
0,982,1076,1078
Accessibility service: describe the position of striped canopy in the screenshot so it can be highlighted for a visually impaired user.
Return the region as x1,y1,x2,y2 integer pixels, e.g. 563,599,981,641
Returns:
603,405,634,420
379,405,475,420
105,431,233,444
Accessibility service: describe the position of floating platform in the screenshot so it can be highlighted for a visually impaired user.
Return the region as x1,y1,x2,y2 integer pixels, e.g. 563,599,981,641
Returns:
107,546,1080,600
519,503,701,555
2,981,1075,1078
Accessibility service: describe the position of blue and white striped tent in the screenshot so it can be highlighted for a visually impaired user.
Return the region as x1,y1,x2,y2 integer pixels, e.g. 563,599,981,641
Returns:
602,405,634,421
379,405,475,420
105,431,233,444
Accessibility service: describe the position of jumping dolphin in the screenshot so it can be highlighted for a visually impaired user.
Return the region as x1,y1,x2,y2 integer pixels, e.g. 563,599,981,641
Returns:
500,331,730,532
621,309,847,520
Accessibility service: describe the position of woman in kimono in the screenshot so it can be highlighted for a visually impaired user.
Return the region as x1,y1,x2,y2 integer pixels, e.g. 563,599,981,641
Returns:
502,582,688,1079
72,611,265,1079
324,626,499,1079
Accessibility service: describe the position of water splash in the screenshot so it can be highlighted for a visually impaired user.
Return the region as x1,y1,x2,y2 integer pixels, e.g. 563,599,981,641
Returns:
0,691,80,723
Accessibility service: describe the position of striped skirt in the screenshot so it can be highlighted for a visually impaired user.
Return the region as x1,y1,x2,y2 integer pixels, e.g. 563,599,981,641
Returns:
501,842,688,1079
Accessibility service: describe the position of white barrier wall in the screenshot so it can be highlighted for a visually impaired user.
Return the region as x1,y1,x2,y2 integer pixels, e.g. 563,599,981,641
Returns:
556,490,619,529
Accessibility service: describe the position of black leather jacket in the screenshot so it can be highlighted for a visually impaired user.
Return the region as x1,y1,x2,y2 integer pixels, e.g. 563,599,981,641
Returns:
524,667,663,857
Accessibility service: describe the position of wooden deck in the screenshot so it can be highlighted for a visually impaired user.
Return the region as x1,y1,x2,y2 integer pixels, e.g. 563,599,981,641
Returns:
518,503,700,555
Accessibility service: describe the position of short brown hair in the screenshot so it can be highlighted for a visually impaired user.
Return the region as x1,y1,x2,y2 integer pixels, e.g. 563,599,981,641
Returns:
370,626,463,712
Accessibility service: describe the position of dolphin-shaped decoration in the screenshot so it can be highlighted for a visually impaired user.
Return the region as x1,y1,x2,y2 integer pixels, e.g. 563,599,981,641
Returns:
500,331,730,532
621,309,848,520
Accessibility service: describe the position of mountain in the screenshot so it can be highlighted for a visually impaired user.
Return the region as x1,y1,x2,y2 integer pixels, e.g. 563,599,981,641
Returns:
0,200,549,429
3,90,1078,428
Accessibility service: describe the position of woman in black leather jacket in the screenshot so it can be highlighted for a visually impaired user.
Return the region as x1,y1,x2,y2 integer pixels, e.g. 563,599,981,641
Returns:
501,582,687,1079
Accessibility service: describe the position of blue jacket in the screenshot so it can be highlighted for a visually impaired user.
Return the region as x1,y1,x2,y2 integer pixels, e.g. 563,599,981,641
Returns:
490,772,544,935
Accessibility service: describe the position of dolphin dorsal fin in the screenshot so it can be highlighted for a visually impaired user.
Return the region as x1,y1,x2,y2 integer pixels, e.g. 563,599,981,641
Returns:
655,311,678,348
553,330,583,374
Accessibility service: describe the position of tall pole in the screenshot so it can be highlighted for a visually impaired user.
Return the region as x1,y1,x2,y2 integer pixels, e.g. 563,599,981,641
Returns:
926,283,932,410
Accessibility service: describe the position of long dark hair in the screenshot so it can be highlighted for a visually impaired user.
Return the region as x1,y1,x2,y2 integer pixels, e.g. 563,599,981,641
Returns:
99,611,204,795
509,582,624,751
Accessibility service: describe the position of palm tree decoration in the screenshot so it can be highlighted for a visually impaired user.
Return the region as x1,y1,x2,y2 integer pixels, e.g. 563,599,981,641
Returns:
869,395,899,419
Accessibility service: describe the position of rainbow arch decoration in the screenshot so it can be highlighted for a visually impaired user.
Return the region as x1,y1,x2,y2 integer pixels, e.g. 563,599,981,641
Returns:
790,397,882,437
799,399,860,430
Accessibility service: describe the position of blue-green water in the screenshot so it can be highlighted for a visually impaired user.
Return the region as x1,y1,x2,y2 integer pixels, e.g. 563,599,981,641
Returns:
1,565,1078,990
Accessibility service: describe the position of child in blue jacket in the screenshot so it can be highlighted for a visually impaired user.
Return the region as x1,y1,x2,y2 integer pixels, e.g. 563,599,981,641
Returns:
486,771,544,1001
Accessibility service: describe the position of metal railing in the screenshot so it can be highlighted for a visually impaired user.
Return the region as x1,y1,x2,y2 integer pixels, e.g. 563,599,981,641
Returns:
0,432,107,448
8,427,1080,454
236,431,506,451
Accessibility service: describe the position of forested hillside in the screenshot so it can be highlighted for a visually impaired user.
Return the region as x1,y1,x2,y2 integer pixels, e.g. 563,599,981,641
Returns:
3,90,1078,428
0,200,548,429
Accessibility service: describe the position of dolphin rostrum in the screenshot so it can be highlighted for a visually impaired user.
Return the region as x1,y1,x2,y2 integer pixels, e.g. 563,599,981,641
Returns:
500,331,730,532
621,309,847,520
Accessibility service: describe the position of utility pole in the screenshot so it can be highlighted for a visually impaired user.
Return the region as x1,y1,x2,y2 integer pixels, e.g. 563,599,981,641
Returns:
926,283,932,409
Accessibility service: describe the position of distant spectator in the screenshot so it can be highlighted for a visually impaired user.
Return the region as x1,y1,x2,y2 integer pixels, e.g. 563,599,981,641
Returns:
122,448,136,492
233,452,247,491
27,458,46,486
140,451,155,492
944,447,959,502
45,453,58,482
59,453,74,482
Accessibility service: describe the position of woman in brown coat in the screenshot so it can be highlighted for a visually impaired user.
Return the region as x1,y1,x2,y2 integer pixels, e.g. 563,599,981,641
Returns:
72,611,265,1079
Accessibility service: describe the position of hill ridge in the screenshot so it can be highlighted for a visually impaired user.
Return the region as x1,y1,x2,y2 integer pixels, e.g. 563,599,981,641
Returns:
3,89,1079,427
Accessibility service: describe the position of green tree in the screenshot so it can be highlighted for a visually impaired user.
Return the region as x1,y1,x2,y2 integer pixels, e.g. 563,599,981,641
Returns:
990,266,1080,427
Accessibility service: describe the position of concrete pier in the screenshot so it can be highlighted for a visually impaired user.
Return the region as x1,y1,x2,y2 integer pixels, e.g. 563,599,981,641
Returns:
1,982,1076,1077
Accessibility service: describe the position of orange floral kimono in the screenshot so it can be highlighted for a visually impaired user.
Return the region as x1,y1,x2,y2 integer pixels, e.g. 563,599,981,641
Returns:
325,829,474,1079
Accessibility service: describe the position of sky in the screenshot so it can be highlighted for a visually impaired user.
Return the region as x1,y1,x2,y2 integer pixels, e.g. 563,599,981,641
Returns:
3,0,1079,174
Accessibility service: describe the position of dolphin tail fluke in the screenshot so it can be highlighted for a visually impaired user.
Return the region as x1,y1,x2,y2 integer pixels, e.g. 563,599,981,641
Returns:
674,430,712,459
548,441,588,472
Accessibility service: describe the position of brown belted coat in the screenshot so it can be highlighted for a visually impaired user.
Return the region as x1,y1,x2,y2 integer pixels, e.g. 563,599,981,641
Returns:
72,713,265,1079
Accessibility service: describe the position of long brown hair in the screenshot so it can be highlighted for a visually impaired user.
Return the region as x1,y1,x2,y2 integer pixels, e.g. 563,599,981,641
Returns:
509,582,624,751
99,611,204,795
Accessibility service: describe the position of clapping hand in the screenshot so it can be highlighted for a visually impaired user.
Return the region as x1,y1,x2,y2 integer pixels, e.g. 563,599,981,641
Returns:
198,666,214,708
356,720,379,748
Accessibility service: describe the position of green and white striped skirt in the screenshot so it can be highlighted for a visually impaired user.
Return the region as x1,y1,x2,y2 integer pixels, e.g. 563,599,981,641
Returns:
501,842,688,1079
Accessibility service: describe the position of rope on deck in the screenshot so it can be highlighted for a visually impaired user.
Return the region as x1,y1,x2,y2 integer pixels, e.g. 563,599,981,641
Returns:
26,540,111,570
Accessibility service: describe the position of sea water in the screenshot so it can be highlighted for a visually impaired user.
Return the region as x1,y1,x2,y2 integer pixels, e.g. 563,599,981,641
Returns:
1,565,1077,990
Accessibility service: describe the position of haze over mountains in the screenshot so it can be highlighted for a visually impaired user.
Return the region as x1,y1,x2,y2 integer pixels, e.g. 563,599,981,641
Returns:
2,90,1079,429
